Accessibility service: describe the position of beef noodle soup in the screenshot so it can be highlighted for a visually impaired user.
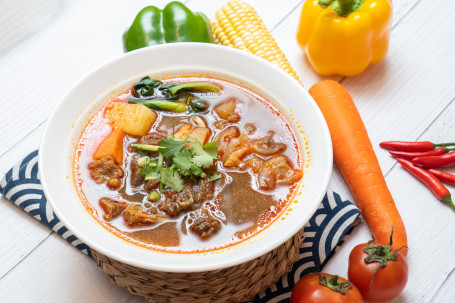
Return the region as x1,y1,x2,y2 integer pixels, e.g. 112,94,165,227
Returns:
74,76,303,253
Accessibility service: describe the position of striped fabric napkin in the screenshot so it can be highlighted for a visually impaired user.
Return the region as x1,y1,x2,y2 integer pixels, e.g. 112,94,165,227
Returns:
0,150,360,302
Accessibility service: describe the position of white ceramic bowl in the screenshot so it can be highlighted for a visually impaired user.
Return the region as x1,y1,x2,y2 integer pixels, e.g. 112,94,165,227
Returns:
39,43,332,272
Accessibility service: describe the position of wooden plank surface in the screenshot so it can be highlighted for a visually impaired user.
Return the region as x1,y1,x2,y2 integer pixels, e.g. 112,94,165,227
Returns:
1,0,454,302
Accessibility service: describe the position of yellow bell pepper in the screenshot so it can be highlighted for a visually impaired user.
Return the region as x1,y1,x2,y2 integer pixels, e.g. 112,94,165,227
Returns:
296,0,392,76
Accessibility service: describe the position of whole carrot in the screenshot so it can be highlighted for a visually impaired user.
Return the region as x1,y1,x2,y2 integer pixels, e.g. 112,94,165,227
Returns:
309,80,407,254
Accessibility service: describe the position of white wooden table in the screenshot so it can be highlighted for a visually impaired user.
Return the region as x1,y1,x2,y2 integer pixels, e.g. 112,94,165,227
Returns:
1,0,454,302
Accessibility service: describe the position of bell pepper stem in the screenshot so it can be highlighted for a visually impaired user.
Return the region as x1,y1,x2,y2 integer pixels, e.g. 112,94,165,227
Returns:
319,0,365,16
319,0,335,7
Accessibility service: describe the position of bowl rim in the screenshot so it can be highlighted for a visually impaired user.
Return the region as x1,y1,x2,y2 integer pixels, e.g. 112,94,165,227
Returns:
39,42,332,272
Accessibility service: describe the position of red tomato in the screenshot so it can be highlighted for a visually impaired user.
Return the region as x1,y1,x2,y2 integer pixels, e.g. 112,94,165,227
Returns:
291,273,363,303
348,241,408,302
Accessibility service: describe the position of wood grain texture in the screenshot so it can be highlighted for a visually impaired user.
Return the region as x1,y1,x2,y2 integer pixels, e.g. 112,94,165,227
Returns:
1,0,454,302
0,233,138,303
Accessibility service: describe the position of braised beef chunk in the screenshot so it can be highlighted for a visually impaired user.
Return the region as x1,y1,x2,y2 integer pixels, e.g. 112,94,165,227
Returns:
195,177,215,203
99,198,127,221
189,209,221,239
159,185,194,216
130,156,144,187
144,179,160,192
123,204,166,227
138,132,167,145
88,156,124,189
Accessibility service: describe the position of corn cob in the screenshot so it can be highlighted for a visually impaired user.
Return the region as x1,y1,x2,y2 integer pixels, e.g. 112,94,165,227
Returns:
212,0,301,83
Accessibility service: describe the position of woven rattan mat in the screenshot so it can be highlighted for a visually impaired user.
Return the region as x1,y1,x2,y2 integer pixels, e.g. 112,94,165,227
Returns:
91,228,304,303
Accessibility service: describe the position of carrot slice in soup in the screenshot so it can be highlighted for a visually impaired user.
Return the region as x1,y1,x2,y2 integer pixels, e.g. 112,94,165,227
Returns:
93,127,125,164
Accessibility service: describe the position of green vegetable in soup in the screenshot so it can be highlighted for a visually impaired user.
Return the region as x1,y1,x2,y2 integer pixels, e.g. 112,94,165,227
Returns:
129,99,187,113
162,82,221,96
129,76,219,113
132,77,163,98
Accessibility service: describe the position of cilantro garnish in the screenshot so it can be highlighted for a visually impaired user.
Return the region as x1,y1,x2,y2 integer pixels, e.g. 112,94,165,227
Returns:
173,149,194,172
136,134,218,192
203,141,218,158
207,173,222,182
191,141,218,168
159,166,184,192
158,136,190,158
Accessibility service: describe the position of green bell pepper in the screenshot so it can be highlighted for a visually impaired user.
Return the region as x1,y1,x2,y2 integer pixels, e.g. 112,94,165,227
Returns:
123,1,214,52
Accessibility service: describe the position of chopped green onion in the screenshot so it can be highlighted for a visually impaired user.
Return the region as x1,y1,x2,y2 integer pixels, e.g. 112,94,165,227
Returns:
131,144,161,151
137,157,148,167
148,190,161,202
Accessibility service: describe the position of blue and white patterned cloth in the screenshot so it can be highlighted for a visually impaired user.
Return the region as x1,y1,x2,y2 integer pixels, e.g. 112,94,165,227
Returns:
0,150,360,302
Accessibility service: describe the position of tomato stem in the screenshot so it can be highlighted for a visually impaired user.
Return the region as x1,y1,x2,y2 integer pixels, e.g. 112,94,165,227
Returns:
363,228,408,280
319,274,353,295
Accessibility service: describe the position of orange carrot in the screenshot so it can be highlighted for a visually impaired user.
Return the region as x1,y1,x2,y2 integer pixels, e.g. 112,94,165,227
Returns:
309,80,407,255
93,127,125,164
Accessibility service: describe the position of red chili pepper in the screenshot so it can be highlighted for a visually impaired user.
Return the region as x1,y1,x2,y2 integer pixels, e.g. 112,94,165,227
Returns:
380,141,434,152
389,147,447,160
397,158,455,211
428,168,455,185
412,151,455,168
380,140,455,152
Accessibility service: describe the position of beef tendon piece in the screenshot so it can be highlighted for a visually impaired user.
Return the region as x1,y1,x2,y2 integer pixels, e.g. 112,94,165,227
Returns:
188,209,221,239
220,133,251,167
258,165,277,190
243,123,257,135
215,99,240,122
88,156,124,190
99,198,127,221
257,155,303,190
246,156,265,173
251,131,286,156
216,126,240,155
123,204,166,227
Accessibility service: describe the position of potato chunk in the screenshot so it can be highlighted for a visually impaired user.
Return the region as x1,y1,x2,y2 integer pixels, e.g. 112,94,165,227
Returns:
105,102,157,137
